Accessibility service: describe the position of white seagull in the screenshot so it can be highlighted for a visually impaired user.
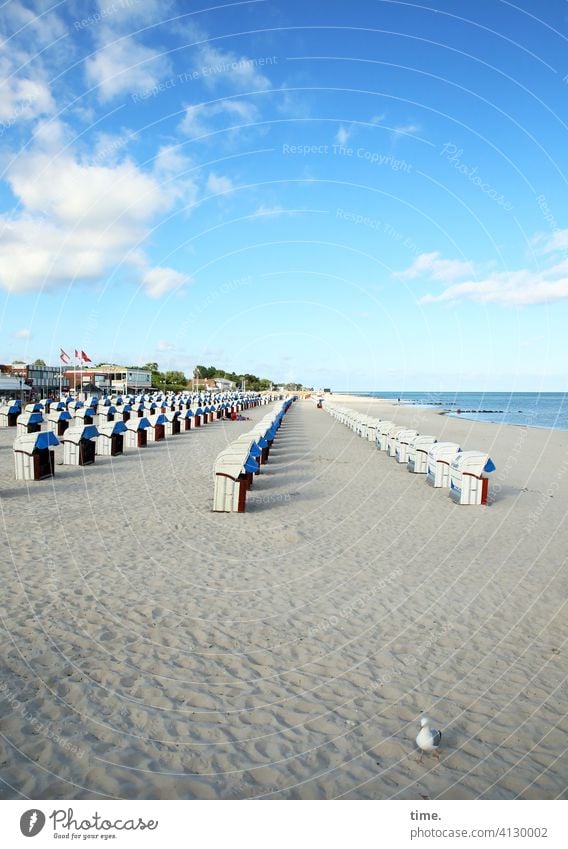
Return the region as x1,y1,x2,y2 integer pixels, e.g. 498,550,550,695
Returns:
416,717,442,761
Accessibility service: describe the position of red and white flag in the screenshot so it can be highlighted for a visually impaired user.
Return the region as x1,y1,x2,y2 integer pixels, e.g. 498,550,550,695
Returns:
60,348,70,364
81,350,92,363
74,349,80,360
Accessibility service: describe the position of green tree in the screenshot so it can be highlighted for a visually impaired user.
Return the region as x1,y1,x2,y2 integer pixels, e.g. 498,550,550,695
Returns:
164,370,187,388
151,370,164,389
33,358,46,366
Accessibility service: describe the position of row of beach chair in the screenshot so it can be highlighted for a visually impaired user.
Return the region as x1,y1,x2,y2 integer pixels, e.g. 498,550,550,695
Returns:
212,398,295,512
322,402,496,505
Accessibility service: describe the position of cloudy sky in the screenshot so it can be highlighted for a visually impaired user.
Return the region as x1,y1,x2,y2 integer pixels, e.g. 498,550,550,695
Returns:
1,0,567,390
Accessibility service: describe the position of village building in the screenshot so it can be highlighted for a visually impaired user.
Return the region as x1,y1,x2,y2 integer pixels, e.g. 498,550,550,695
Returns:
62,365,152,395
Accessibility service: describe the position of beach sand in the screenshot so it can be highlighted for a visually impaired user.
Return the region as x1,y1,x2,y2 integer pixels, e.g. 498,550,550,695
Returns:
0,397,566,800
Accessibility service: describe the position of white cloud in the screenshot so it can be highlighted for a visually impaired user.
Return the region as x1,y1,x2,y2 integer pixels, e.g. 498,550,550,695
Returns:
93,0,168,26
8,151,167,225
90,129,138,166
195,41,271,91
391,122,421,141
533,227,568,254
395,251,475,282
0,58,54,123
156,339,175,352
393,123,421,135
221,99,258,120
206,173,234,195
251,205,304,219
0,124,189,296
30,117,70,150
370,114,386,125
153,144,192,178
179,99,258,139
153,144,198,205
15,328,31,338
84,35,168,102
2,0,67,46
276,89,311,119
179,104,208,138
0,1,68,122
335,125,350,145
419,270,568,306
252,205,287,217
141,267,192,299
82,0,174,101
399,241,568,306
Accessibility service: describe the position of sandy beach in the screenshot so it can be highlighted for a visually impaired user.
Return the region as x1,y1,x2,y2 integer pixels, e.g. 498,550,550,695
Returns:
0,396,566,800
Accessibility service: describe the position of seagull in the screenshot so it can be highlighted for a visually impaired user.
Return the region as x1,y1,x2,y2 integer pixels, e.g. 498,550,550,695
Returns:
416,717,442,761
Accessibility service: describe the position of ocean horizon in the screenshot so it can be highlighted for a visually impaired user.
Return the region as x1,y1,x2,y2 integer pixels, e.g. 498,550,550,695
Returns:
340,391,568,430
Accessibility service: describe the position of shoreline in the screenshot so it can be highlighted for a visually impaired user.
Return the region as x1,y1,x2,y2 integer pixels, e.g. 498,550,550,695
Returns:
327,392,568,432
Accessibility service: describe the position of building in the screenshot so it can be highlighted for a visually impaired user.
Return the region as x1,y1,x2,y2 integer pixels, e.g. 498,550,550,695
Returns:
1,363,61,398
0,373,32,401
214,377,236,391
62,365,152,395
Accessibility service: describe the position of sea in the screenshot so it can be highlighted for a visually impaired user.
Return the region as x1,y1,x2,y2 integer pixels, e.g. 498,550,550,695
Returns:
346,392,568,430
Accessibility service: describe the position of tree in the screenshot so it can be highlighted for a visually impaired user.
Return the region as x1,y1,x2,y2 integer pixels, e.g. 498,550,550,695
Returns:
194,365,216,379
164,370,187,387
190,363,279,391
33,358,46,366
144,362,159,373
151,370,188,391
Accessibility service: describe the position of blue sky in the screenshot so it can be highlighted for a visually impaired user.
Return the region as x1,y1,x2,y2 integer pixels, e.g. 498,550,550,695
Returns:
0,0,567,390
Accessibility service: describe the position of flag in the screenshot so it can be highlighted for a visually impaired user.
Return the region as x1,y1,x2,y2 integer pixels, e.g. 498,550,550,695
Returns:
81,350,92,363
74,349,80,359
59,348,70,364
